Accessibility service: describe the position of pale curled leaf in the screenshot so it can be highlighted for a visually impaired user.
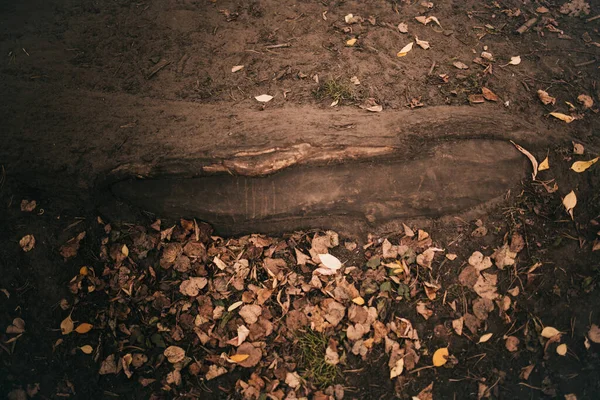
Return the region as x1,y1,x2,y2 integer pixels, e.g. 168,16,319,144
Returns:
509,56,521,65
478,333,493,343
510,141,538,180
541,326,561,338
231,65,244,73
562,191,577,219
415,37,430,50
390,358,404,378
539,156,550,171
550,112,575,123
556,343,567,356
255,94,273,103
397,42,414,57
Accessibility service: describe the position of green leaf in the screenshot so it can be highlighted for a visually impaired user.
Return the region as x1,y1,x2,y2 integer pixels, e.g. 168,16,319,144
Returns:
366,256,381,269
397,283,411,299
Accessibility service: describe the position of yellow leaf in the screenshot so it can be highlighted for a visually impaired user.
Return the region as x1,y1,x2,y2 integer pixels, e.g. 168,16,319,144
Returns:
121,244,129,257
541,326,561,338
571,157,599,173
75,323,94,334
550,112,575,123
478,333,493,343
397,42,413,57
79,266,89,276
346,38,357,47
80,345,94,354
228,301,243,312
230,353,250,363
432,347,449,367
562,191,577,219
352,297,365,305
556,343,567,356
538,156,550,171
61,315,74,335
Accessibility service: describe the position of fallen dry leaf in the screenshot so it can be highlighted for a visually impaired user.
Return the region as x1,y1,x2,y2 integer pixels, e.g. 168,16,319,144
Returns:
520,364,535,380
19,235,35,252
571,157,598,173
556,343,567,356
80,345,93,354
452,317,464,336
231,65,244,73
164,346,186,363
414,382,434,400
206,364,227,380
229,354,250,363
539,156,550,171
541,326,561,338
482,87,499,102
415,37,430,50
415,15,442,27
398,22,408,33
254,94,273,103
75,323,93,334
6,318,25,334
397,42,414,57
99,354,118,375
468,94,485,104
510,140,538,180
416,301,433,320
550,112,575,123
390,358,404,378
20,199,37,212
432,347,449,367
239,304,263,325
60,315,74,335
179,277,208,297
453,61,469,70
505,336,520,352
346,38,357,47
316,253,342,275
573,142,585,155
478,332,493,343
562,190,577,219
285,371,301,388
474,273,499,300
588,324,600,343
537,90,556,105
236,342,262,367
578,94,593,109
508,56,521,65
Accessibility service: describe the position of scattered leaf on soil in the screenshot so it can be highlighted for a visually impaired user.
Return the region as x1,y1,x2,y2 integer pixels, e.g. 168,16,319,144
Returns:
453,61,469,69
478,333,493,343
432,348,449,367
556,343,567,356
415,37,430,50
398,23,408,33
254,94,273,103
520,364,535,380
179,277,208,296
571,157,598,173
231,65,244,73
20,199,37,212
562,191,577,219
541,326,561,338
346,38,357,47
537,90,556,105
397,42,414,57
481,87,498,101
75,323,93,334
510,140,538,180
206,365,227,380
550,112,575,123
588,324,600,343
539,156,550,171
508,56,521,65
19,235,35,252
6,318,25,334
577,94,593,109
60,315,74,335
505,336,520,352
229,354,250,363
164,346,186,363
80,345,93,354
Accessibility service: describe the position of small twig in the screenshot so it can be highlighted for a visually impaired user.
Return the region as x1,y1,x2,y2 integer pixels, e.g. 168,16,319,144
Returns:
587,15,600,23
409,365,435,374
516,18,538,35
265,43,291,49
519,383,542,391
574,59,596,67
428,61,436,76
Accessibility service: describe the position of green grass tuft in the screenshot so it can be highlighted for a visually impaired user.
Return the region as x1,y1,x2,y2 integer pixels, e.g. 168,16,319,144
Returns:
296,330,339,387
313,79,355,103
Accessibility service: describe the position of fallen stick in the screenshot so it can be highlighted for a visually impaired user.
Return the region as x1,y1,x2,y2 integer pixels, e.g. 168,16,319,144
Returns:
265,43,291,49
516,17,537,35
146,60,171,80
587,15,600,23
574,59,596,67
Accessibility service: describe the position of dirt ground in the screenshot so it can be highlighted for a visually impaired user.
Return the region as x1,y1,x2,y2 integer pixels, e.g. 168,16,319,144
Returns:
1,0,600,399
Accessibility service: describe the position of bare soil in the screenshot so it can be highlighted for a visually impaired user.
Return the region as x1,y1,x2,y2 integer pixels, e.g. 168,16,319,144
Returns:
1,0,600,399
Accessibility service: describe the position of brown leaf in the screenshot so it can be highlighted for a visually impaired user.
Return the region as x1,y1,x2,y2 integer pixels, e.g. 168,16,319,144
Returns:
473,273,499,299
468,94,485,104
20,200,37,212
472,298,494,320
19,235,35,252
588,324,600,343
453,61,469,70
520,364,535,380
416,301,433,320
537,90,556,105
236,342,263,367
163,346,185,363
60,232,86,260
505,336,520,352
452,317,463,336
75,323,93,334
459,265,479,288
60,315,74,335
239,304,263,325
99,354,118,375
578,94,594,109
482,87,499,101
414,383,433,400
